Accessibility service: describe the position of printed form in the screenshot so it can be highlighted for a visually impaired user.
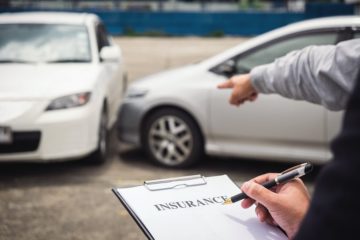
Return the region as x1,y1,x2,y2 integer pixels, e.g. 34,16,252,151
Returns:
114,175,287,240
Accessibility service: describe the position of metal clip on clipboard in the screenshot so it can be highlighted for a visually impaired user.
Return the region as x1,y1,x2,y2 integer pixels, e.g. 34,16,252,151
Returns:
144,174,207,191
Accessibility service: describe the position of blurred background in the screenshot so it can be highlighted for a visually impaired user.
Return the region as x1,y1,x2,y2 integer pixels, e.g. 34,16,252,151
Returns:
1,0,358,36
0,1,358,240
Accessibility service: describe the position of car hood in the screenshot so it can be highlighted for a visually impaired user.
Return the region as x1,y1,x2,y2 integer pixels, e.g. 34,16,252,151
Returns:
131,65,200,89
0,64,101,100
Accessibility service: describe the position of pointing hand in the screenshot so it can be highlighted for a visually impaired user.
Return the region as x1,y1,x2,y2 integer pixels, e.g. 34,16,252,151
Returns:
217,74,258,106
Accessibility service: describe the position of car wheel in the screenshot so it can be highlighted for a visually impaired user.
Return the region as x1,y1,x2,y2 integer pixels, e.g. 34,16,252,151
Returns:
143,108,203,168
90,107,109,164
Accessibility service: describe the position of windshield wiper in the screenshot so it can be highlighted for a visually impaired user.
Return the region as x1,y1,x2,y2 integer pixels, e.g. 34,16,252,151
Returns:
0,59,36,64
46,59,90,63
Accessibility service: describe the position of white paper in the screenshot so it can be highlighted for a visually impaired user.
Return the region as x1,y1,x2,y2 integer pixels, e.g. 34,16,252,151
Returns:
115,175,287,240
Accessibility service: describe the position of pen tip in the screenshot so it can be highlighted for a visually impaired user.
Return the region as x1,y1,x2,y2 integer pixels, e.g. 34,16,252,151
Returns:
223,199,233,205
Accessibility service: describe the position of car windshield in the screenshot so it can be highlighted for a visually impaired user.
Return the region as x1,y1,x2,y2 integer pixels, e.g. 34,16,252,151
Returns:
0,24,92,63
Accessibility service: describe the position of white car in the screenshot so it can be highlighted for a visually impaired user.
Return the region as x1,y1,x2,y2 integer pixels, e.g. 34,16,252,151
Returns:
0,12,124,163
118,16,360,168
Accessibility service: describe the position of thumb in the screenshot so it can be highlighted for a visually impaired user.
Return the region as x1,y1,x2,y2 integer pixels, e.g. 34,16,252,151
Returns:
217,80,234,89
241,181,279,210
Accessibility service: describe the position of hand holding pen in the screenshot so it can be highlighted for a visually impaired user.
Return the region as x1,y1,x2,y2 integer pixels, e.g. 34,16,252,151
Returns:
224,163,313,204
226,163,312,239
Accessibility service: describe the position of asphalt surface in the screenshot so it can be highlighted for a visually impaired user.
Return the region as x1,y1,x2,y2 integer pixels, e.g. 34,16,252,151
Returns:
0,132,321,240
0,37,322,240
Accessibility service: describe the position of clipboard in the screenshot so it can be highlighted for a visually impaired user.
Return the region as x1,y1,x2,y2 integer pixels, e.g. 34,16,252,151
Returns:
113,175,206,239
112,175,287,240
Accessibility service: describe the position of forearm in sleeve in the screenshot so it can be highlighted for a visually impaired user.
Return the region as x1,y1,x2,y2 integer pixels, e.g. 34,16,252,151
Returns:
250,39,360,111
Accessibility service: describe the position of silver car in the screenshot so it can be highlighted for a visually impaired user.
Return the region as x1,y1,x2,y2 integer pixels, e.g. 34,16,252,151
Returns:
118,16,360,168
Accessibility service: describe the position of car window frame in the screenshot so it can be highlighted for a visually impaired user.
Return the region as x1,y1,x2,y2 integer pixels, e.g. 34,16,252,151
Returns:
350,27,360,39
210,27,351,77
95,22,111,61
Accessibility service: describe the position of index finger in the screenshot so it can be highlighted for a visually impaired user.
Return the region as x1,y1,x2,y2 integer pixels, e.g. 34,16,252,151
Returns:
252,173,279,185
217,80,234,89
240,173,278,209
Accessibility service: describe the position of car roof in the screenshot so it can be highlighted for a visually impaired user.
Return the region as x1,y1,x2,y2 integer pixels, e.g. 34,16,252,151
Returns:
0,11,99,25
200,16,360,69
284,15,360,31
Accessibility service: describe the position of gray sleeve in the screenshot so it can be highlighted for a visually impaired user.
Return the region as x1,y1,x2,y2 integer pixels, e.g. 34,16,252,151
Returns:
250,39,360,111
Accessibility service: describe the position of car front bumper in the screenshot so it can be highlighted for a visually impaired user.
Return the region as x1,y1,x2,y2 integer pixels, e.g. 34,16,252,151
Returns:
117,100,145,147
0,102,98,162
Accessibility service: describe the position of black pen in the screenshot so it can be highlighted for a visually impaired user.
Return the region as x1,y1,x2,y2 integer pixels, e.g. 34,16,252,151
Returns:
223,163,313,205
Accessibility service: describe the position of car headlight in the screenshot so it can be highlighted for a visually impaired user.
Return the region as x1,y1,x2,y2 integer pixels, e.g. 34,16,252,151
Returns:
125,88,148,99
46,92,91,111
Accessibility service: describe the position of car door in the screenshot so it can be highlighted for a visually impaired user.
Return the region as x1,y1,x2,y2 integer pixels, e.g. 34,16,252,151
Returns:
209,30,341,160
96,23,123,126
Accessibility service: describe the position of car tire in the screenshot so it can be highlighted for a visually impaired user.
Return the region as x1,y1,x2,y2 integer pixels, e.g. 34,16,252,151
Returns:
89,107,109,164
143,108,203,168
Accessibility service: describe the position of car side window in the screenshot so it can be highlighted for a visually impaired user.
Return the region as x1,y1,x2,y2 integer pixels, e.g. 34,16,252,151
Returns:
235,32,338,74
353,32,360,39
96,23,110,53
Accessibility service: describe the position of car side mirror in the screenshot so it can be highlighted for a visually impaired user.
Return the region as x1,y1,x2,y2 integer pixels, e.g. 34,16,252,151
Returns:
100,45,122,62
216,59,236,77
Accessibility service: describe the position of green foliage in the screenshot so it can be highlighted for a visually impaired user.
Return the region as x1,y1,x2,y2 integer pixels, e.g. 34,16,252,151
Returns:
123,27,170,37
207,30,225,38
123,27,137,36
238,0,265,10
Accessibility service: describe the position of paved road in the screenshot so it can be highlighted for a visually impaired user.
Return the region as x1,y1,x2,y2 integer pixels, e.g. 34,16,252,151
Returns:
0,37,322,240
0,134,320,240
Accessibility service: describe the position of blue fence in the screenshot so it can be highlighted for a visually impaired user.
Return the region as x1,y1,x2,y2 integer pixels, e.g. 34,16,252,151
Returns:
95,11,305,36
0,3,355,36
